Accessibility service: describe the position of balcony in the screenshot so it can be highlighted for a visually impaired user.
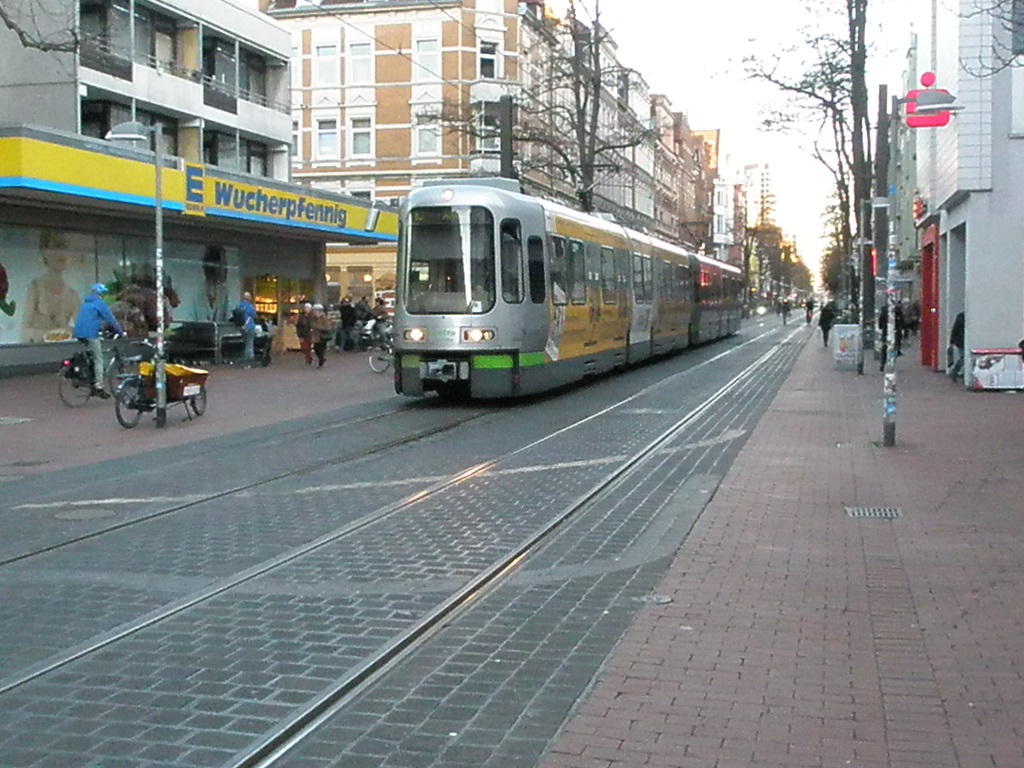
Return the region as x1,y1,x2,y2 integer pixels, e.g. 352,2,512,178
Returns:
80,33,133,81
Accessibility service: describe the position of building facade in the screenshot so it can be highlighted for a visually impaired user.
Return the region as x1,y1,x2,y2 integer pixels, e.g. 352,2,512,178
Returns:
0,0,396,372
912,0,1024,380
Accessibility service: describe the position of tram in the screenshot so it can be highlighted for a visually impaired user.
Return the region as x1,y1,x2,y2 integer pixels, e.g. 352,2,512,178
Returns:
393,179,743,399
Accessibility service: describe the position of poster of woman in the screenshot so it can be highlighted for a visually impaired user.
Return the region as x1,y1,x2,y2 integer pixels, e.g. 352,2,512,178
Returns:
20,230,86,343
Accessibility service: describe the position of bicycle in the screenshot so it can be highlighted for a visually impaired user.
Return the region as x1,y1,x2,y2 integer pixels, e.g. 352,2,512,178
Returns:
114,361,208,429
368,323,393,374
57,335,151,407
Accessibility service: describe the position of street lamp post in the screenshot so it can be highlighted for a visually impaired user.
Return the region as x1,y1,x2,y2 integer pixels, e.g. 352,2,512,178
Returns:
105,121,167,428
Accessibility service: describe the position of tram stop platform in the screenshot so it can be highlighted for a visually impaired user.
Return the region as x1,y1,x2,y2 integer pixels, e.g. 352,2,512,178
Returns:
540,330,1024,768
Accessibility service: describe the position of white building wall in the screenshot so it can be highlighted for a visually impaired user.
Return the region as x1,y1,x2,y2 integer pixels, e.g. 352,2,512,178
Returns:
928,0,1024,358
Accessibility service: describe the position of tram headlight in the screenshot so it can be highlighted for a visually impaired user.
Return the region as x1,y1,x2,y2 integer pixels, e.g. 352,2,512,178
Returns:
404,328,426,342
462,328,495,342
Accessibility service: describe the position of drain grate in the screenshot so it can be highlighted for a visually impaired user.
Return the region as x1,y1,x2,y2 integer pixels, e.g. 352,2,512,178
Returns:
846,507,903,519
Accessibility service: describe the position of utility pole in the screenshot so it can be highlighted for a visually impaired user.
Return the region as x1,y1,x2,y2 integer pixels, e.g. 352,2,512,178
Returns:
498,94,515,180
882,95,899,447
866,84,889,374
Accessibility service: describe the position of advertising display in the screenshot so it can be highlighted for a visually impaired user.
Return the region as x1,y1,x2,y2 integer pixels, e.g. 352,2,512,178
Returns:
832,324,861,370
0,224,241,346
969,348,1024,391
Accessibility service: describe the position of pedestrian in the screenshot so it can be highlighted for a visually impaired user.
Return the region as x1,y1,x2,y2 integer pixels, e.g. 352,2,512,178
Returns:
354,296,372,324
818,301,836,347
781,298,791,325
948,311,965,378
296,302,313,365
72,283,124,397
309,303,333,368
804,296,815,325
336,297,357,351
234,291,258,366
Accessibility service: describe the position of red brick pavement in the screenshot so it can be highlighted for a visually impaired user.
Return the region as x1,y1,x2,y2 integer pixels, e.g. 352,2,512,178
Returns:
541,335,1024,768
0,348,397,477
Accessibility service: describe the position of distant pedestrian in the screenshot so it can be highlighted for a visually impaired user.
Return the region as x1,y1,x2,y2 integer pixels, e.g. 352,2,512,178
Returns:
781,298,791,325
948,311,965,378
818,301,836,347
234,291,258,365
309,303,333,368
804,297,815,325
336,297,357,351
296,302,313,365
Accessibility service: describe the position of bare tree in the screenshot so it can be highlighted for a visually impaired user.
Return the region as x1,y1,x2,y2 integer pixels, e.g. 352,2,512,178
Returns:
959,0,1024,76
0,0,77,53
428,0,653,214
745,0,872,310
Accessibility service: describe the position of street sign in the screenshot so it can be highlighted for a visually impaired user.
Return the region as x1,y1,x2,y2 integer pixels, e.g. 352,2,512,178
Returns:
904,72,955,128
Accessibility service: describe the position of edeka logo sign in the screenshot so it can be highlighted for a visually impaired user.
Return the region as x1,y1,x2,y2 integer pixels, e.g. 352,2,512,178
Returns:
184,164,205,216
211,180,348,229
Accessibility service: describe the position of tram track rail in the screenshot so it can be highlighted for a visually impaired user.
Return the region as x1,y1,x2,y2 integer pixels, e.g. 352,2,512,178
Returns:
0,327,800,757
0,408,494,569
231,338,795,768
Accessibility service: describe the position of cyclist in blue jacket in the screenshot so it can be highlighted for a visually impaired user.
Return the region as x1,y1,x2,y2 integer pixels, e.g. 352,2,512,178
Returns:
73,283,123,397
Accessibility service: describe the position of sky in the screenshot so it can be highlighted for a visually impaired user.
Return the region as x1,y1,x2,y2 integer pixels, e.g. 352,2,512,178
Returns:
581,0,928,277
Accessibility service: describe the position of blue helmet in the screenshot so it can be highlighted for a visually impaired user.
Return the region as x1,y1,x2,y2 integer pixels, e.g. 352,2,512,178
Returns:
91,283,108,295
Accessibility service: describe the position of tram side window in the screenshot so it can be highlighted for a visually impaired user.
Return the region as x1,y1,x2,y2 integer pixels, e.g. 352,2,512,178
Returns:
527,236,546,304
500,219,523,304
616,250,629,294
600,246,616,304
550,236,568,305
642,257,653,303
632,254,645,303
569,239,586,304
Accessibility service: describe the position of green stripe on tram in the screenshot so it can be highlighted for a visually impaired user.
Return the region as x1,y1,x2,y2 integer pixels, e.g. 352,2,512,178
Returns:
472,355,514,370
473,353,547,370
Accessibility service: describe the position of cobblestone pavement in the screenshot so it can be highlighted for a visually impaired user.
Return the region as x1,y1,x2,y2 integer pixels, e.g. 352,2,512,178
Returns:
539,334,1024,768
0,321,802,768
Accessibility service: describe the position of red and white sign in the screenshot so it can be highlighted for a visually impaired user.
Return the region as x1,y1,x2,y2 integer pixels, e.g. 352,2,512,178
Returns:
904,72,952,128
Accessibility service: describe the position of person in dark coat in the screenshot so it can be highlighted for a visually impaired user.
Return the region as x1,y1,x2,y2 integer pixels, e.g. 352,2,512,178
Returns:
949,311,965,378
818,301,836,347
296,302,313,365
335,297,358,351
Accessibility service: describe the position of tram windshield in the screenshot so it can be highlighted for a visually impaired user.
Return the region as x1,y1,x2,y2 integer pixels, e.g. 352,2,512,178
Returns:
404,205,496,314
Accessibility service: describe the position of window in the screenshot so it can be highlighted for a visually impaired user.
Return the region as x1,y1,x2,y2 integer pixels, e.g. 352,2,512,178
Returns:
292,120,301,158
350,117,373,157
479,41,499,79
415,123,440,156
632,254,648,303
476,103,499,152
349,42,372,84
528,236,546,304
600,246,616,304
1014,0,1024,55
291,44,301,88
405,206,495,315
550,236,567,305
500,220,523,303
568,240,586,304
246,141,268,177
315,44,338,85
240,52,267,103
413,38,439,82
316,119,338,158
203,38,237,90
349,190,372,201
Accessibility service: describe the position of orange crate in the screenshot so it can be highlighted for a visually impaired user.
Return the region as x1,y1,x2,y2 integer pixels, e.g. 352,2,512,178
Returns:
138,363,209,400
